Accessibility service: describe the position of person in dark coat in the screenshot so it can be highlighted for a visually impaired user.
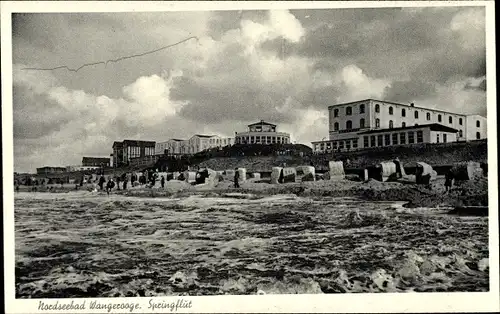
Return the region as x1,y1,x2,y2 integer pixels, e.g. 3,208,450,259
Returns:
106,178,115,195
98,176,106,190
123,175,128,190
161,176,165,188
234,168,240,188
116,176,121,190
444,170,454,193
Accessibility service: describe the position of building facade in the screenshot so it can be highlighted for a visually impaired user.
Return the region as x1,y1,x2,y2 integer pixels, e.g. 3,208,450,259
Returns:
82,157,110,167
312,99,487,153
234,120,291,145
155,135,234,156
186,135,234,154
155,139,185,155
112,140,156,168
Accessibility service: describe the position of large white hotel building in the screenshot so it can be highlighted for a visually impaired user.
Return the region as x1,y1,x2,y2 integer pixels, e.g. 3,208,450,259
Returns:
312,99,487,153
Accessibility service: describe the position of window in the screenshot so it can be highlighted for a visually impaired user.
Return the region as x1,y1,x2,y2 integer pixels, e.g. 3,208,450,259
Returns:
436,134,440,143
438,114,442,122
375,104,380,113
334,122,339,131
400,133,406,144
353,140,358,149
346,140,351,150
375,118,380,128
476,132,481,139
346,120,352,130
346,106,352,116
476,120,480,127
426,112,431,120
334,109,339,117
392,133,399,145
384,134,391,146
339,141,344,149
389,120,394,129
449,116,452,124
402,122,406,127
360,104,365,114
408,132,415,144
459,118,463,125
389,107,393,115
363,136,369,148
377,135,383,146
402,108,406,117
459,130,463,137
417,131,423,143
360,118,365,128
443,134,447,143
414,111,419,119
370,136,376,147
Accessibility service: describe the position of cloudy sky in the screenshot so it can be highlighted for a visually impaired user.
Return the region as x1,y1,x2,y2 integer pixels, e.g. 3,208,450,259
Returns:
12,6,487,173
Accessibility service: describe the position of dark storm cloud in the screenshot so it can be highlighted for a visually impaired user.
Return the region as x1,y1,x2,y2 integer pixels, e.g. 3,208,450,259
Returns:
172,76,297,124
293,7,484,82
382,80,438,104
13,85,72,139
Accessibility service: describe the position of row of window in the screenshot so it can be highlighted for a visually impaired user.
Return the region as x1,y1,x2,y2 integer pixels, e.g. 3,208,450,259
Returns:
333,104,366,117
333,119,467,138
331,105,480,127
363,131,425,148
316,139,359,151
235,136,289,144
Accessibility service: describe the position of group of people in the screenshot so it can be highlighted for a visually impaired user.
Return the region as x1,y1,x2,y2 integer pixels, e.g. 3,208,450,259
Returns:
94,169,165,195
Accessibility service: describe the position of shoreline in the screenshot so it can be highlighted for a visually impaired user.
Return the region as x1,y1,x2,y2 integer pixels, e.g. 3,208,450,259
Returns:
16,176,487,211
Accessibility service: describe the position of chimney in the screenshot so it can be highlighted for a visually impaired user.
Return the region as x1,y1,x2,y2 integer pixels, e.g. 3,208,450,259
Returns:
410,103,415,107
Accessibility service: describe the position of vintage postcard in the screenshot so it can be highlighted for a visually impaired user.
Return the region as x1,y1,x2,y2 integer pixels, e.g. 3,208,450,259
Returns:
2,1,498,313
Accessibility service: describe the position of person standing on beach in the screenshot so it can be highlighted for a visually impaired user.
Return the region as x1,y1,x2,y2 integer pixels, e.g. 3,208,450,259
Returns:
106,178,115,196
123,174,128,190
444,170,454,193
234,168,240,188
99,175,106,190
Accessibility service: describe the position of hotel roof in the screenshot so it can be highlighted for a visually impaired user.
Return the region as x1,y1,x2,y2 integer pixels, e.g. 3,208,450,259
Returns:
358,123,458,134
248,120,277,127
